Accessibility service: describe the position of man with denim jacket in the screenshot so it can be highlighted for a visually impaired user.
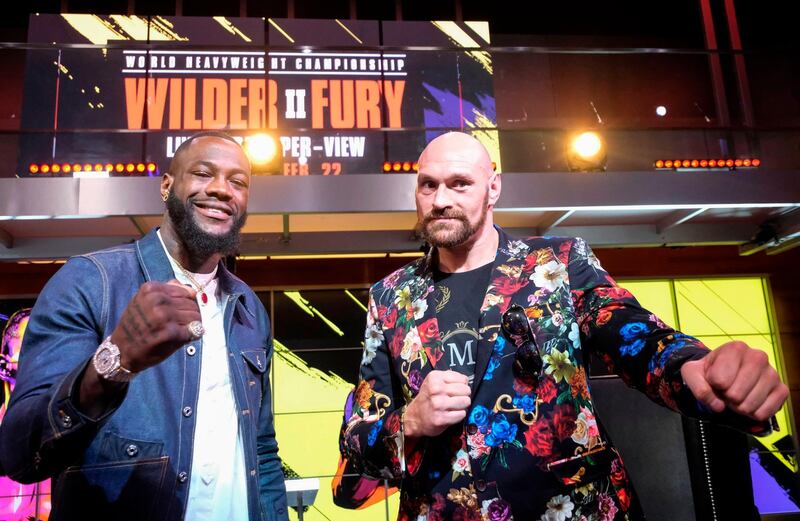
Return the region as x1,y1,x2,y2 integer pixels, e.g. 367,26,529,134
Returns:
0,132,288,521
340,132,788,520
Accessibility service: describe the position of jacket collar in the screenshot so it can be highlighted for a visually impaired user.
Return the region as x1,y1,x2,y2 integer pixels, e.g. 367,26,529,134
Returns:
134,228,255,320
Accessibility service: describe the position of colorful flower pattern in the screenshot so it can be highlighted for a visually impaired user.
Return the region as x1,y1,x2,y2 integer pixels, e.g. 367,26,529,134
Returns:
341,229,739,520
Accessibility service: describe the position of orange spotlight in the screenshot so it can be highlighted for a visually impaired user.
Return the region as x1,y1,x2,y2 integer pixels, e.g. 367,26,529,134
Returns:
125,163,135,173
41,164,51,173
29,164,39,174
52,164,61,173
115,163,124,173
382,162,391,172
752,159,761,167
147,163,157,173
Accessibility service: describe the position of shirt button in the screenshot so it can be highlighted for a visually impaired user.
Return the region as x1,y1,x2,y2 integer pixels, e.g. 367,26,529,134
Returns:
467,424,478,435
178,471,188,483
187,346,197,356
182,406,193,417
475,479,487,492
125,444,139,457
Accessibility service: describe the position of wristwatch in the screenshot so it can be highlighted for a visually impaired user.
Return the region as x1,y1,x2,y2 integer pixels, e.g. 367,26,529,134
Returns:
92,337,135,382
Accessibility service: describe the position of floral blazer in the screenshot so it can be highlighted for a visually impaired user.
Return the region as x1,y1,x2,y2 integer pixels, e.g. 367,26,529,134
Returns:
340,228,769,521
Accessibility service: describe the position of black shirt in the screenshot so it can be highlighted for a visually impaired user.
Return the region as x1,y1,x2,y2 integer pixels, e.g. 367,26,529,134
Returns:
432,261,494,385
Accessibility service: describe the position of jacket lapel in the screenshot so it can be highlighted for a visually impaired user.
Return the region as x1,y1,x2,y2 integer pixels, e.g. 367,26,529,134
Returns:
135,228,179,283
407,254,444,375
472,228,534,394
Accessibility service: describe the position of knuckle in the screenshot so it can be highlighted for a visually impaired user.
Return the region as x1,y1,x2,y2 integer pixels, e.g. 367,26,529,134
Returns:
752,349,769,366
725,388,745,405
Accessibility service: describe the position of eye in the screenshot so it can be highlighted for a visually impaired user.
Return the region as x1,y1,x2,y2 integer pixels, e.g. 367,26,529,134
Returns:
231,177,249,188
192,170,211,178
418,180,437,193
452,178,470,189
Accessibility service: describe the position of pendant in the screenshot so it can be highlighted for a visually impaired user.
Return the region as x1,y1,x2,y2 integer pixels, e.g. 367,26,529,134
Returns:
200,292,208,304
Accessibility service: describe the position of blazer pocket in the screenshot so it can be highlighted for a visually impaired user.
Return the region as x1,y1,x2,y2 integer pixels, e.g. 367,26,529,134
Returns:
51,456,169,521
546,446,614,487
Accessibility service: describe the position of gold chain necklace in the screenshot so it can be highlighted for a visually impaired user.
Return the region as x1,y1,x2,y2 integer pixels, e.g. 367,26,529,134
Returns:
175,263,214,305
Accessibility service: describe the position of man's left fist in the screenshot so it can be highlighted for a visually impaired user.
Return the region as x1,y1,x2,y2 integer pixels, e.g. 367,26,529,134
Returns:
681,341,789,422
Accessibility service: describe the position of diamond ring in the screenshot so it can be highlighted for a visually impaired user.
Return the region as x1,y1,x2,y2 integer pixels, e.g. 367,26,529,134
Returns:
188,320,205,340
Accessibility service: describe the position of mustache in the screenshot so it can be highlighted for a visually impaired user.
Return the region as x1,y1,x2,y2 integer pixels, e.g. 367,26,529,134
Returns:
421,208,468,226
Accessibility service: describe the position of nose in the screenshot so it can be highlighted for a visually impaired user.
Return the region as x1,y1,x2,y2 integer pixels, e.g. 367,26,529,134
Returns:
205,173,232,200
432,184,452,210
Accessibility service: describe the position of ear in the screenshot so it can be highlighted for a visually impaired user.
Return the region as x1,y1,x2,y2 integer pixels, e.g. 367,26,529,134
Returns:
488,172,502,207
160,173,173,197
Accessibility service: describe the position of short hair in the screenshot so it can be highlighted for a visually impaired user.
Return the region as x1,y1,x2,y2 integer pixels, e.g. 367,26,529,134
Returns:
167,131,243,175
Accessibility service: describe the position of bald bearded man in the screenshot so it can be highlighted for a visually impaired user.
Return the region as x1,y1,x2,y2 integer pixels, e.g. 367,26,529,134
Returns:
339,132,787,520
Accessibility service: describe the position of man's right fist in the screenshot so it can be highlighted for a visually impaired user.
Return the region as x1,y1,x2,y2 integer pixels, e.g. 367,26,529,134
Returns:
109,280,201,373
403,370,471,439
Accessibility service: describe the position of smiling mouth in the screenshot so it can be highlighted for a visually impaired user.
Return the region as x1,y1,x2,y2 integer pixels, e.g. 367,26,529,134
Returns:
193,201,233,221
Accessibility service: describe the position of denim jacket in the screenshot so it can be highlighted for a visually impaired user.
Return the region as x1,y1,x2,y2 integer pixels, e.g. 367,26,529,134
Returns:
0,229,288,521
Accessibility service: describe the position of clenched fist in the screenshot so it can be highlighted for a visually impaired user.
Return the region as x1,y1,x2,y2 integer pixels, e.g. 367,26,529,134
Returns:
78,280,201,418
110,280,201,372
681,341,789,422
404,370,471,439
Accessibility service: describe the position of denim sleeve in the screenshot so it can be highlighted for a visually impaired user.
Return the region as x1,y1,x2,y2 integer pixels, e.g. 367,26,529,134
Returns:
0,256,127,483
256,313,288,521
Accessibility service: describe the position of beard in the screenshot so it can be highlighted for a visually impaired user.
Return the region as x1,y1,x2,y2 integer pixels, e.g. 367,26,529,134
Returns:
420,191,489,249
166,191,247,261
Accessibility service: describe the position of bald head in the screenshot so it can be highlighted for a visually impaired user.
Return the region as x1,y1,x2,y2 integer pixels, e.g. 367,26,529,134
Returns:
417,132,493,177
414,132,501,252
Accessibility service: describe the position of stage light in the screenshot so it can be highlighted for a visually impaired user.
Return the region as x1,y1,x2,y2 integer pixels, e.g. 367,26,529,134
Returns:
653,157,760,171
244,133,282,174
83,163,92,172
52,164,61,173
567,131,607,172
402,161,412,172
29,164,39,174
656,105,667,116
382,162,391,172
72,164,81,172
94,164,103,171
147,163,157,173
115,163,124,173
105,163,114,171
392,162,401,172
136,163,145,173
41,164,50,173
125,163,135,173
